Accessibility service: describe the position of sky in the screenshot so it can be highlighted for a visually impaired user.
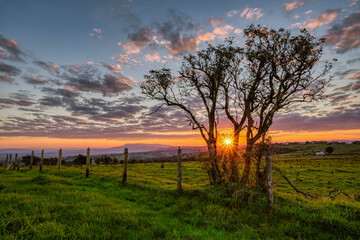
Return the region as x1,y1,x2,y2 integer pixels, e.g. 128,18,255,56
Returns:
0,0,359,149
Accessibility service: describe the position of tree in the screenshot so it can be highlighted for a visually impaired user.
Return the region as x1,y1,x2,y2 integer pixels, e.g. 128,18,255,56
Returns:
141,41,242,184
325,146,334,155
73,154,87,166
22,155,40,166
223,25,335,184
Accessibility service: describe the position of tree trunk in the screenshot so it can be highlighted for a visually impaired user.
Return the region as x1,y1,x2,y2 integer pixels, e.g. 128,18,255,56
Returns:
229,125,241,182
241,142,254,185
207,142,220,184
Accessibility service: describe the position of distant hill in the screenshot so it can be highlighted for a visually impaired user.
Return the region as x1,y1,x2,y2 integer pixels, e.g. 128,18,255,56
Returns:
0,143,207,162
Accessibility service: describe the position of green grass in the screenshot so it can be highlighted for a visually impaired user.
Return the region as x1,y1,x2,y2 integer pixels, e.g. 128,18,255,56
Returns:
1,157,359,239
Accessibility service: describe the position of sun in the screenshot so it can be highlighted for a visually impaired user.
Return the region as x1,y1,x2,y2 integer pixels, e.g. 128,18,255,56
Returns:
225,139,232,145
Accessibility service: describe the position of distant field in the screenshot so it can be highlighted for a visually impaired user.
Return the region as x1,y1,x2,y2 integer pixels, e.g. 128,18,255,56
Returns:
1,155,359,239
273,143,360,156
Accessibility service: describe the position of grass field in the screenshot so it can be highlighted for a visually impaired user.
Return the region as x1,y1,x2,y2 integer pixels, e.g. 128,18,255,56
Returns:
1,155,360,239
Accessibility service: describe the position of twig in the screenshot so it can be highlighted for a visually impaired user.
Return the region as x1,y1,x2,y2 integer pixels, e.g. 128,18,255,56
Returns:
328,190,352,199
273,165,353,200
273,165,317,198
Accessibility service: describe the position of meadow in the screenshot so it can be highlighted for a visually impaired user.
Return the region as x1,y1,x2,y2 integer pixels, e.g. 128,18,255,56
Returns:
1,152,359,239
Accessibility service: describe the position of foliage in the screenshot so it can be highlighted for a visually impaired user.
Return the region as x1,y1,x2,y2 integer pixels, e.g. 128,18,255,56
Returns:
326,146,335,155
93,155,118,165
73,154,87,165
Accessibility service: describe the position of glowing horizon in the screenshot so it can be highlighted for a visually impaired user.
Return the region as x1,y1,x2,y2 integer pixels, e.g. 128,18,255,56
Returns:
0,128,359,149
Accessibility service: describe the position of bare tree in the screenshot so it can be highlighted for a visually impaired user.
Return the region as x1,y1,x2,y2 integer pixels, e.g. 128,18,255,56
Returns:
141,42,242,184
223,25,335,184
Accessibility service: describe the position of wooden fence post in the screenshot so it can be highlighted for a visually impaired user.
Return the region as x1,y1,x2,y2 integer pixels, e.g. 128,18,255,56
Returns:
177,147,182,192
57,149,62,174
266,152,274,214
122,147,128,183
39,149,44,172
7,154,12,170
86,147,90,178
30,150,34,169
5,154,8,169
16,153,19,171
14,154,18,170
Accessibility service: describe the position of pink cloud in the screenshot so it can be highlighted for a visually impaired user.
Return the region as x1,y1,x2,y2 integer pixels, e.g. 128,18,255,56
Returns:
304,9,341,30
165,35,200,55
240,8,264,21
284,0,305,11
103,63,121,73
0,75,13,83
207,17,224,26
226,10,240,18
89,28,103,40
213,25,234,39
198,32,216,41
324,11,360,53
145,52,161,62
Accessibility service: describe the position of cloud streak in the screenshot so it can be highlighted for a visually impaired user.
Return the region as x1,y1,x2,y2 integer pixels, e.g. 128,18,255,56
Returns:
324,11,360,53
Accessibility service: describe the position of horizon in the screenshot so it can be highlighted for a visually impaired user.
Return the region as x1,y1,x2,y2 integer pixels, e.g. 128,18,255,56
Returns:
1,0,359,148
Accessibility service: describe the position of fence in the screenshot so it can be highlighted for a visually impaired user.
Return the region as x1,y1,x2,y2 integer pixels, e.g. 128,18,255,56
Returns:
2,147,184,193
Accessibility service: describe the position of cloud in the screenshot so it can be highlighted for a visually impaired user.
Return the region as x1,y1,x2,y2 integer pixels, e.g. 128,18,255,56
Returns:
226,10,239,18
349,0,358,7
123,25,155,54
0,91,35,108
334,68,358,79
206,17,224,26
165,35,200,55
0,33,25,62
346,57,360,64
284,0,305,11
113,54,138,65
348,71,360,80
0,62,21,76
102,63,121,73
41,87,80,99
0,75,13,83
334,81,360,91
240,8,264,21
234,28,243,35
145,52,161,62
272,108,360,131
327,91,356,103
304,8,341,30
198,32,216,42
89,28,103,40
24,76,48,85
64,68,135,96
324,11,360,53
33,60,59,75
121,9,200,56
213,24,234,39
39,96,63,107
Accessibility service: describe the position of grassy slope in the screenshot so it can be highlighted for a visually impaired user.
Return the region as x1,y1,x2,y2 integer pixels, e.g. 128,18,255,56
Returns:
1,158,360,239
